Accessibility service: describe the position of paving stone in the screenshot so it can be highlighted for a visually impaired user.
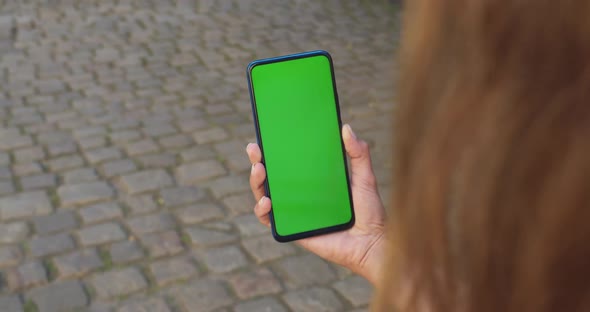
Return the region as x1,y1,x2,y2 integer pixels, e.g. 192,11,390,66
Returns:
149,256,197,287
109,241,144,264
241,235,297,264
0,222,29,244
14,146,45,163
184,226,237,247
0,191,52,220
140,230,184,258
26,280,88,312
229,267,282,299
77,222,126,246
126,212,175,235
124,194,158,215
207,175,250,198
177,119,208,132
47,141,77,157
212,140,244,155
109,119,140,131
0,180,15,195
47,155,84,172
199,245,248,273
53,249,103,278
29,233,75,258
174,279,233,312
0,153,9,166
175,160,226,186
0,135,33,150
125,139,159,156
20,173,57,190
74,126,107,139
0,295,23,312
159,186,206,207
78,136,107,150
32,211,78,235
0,166,12,179
158,134,193,149
192,127,229,144
221,192,255,216
233,297,287,312
223,153,250,173
37,132,72,146
109,130,141,144
273,254,337,288
0,15,13,40
233,214,269,236
137,153,177,168
12,162,43,176
179,146,216,162
78,202,123,224
282,287,344,312
91,268,148,299
0,246,22,268
5,261,48,290
85,147,122,164
119,170,173,194
143,123,177,138
205,103,233,115
333,275,373,307
201,220,234,232
175,203,225,224
58,182,114,207
118,298,171,312
62,168,98,184
100,159,137,178
37,80,66,94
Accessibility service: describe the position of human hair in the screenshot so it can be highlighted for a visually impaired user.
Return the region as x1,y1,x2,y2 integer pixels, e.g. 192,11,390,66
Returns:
375,1,590,311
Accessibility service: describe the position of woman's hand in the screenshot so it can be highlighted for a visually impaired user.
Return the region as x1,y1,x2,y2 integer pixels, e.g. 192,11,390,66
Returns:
246,124,386,285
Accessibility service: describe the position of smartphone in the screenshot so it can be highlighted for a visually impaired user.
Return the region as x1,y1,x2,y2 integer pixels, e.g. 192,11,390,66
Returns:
247,50,355,242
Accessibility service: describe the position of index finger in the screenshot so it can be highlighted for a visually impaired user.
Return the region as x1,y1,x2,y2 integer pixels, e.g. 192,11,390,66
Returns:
246,143,262,164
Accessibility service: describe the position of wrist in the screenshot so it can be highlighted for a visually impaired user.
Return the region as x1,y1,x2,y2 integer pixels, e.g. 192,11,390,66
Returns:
355,232,386,286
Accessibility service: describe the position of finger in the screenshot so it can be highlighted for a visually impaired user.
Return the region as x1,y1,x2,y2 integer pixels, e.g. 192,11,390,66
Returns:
254,196,271,227
342,124,377,188
249,162,267,201
246,143,262,165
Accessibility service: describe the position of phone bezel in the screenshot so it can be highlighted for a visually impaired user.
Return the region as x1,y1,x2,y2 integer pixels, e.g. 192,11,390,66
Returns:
246,50,355,242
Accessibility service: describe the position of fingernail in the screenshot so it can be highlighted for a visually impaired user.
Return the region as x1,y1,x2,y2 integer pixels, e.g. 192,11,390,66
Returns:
246,143,253,151
345,124,356,139
259,196,266,205
251,163,256,174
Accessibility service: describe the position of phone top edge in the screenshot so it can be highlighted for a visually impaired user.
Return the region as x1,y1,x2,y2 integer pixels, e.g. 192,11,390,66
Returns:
246,50,332,75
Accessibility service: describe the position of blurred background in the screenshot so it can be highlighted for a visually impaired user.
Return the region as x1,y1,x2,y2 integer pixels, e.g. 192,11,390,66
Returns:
0,0,398,311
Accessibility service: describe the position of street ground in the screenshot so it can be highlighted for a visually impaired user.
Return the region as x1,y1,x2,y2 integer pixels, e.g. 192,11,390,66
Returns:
0,0,398,311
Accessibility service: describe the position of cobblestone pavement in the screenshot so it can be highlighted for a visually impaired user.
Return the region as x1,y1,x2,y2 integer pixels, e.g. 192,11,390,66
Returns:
0,0,398,311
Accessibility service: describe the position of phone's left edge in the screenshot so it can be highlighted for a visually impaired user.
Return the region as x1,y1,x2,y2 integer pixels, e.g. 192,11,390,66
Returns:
247,61,286,242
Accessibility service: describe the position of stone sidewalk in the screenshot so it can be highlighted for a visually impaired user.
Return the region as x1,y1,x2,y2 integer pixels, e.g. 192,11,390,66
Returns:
0,0,398,311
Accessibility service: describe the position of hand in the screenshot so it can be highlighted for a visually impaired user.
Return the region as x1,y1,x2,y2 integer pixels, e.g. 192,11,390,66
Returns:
246,124,386,285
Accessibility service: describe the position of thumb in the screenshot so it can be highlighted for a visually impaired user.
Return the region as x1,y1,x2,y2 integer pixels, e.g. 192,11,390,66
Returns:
342,124,377,189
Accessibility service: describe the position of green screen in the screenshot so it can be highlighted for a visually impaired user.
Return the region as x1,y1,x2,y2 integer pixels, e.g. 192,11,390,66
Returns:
250,54,353,237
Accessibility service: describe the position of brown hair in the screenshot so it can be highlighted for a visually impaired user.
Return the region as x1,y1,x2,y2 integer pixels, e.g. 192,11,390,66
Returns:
375,1,590,311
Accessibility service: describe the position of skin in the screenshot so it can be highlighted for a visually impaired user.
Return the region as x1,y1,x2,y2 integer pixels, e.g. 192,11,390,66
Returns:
246,124,386,285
